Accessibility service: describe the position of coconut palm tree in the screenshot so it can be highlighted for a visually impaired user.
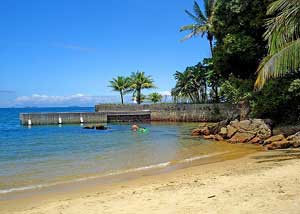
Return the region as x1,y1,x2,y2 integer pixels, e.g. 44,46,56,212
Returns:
255,0,300,89
129,71,155,104
108,76,130,104
148,93,163,104
180,0,216,55
171,64,208,103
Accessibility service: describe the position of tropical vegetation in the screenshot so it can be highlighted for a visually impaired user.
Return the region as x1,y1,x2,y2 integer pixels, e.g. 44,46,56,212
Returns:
108,71,155,105
180,0,216,55
175,0,300,124
108,76,130,104
148,93,163,104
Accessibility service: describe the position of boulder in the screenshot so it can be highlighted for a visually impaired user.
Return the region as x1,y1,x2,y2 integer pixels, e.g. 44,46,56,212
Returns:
201,127,210,136
204,135,215,140
84,125,95,129
95,125,108,130
191,128,202,136
266,140,291,150
287,132,300,148
219,127,228,138
249,119,272,140
229,131,256,143
229,119,271,140
226,125,238,138
263,134,285,145
250,137,262,144
214,134,224,141
230,120,251,130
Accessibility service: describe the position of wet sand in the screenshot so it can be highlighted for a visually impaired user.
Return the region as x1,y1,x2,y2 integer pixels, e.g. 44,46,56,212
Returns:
2,148,300,214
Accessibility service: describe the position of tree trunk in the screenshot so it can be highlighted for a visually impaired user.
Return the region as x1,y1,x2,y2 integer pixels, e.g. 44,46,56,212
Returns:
120,91,124,104
209,39,213,57
137,88,141,104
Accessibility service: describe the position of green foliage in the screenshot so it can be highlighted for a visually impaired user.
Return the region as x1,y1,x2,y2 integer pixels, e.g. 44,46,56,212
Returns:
172,58,221,103
220,75,253,104
129,71,156,104
148,93,163,104
250,75,300,123
288,79,300,97
212,0,272,79
255,0,300,89
180,0,216,55
108,76,131,104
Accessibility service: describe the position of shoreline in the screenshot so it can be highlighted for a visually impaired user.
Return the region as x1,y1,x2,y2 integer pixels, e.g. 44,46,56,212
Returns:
2,148,300,213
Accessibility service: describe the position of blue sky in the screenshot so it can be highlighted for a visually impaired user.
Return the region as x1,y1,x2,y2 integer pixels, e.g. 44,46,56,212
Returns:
0,0,210,107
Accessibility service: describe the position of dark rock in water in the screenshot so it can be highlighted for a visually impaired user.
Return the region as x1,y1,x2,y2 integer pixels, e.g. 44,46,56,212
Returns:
191,128,202,136
95,125,108,130
84,125,95,129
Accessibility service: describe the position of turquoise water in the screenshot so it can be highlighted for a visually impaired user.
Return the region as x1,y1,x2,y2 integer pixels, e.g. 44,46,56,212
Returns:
0,107,255,196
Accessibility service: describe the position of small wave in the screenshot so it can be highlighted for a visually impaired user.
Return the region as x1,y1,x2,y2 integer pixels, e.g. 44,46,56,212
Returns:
0,162,171,194
178,152,229,163
0,152,228,195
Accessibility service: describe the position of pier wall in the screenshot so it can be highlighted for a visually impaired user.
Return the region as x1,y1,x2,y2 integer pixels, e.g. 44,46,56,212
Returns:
20,112,150,125
95,103,239,122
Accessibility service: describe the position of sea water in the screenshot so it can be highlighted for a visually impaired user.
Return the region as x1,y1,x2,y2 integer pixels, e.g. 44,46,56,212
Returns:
0,107,256,195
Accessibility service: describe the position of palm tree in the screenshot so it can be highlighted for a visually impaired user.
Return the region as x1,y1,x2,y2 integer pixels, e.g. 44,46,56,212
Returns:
108,76,130,104
148,93,163,104
171,64,208,103
180,0,216,55
255,0,300,89
129,71,155,104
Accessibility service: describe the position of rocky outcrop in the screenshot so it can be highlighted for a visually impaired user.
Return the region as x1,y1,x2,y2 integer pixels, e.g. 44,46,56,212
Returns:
287,132,300,148
191,119,300,150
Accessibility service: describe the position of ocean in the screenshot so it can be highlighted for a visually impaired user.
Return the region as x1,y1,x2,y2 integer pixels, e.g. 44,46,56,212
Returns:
0,107,256,196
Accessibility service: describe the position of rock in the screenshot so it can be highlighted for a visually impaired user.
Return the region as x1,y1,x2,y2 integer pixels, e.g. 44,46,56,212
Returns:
84,125,95,129
214,134,224,141
229,131,256,143
95,125,108,130
273,125,300,137
263,134,285,145
226,125,237,138
219,127,228,138
250,137,261,144
230,119,272,140
204,135,215,140
287,132,300,148
230,120,251,130
250,119,272,140
191,128,202,136
266,140,291,150
201,127,210,136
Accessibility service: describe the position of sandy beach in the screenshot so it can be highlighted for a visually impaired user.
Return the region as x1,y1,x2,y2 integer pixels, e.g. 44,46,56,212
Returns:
1,148,300,214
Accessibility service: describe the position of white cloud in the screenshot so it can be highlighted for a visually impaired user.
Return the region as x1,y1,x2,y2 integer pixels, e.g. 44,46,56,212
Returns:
14,94,122,107
159,91,171,96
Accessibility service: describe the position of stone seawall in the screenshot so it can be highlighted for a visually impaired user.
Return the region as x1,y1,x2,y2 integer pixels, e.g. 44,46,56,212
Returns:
95,103,238,122
20,112,151,125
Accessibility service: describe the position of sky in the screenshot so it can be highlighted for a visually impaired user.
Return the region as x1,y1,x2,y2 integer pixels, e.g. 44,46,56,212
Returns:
0,0,210,107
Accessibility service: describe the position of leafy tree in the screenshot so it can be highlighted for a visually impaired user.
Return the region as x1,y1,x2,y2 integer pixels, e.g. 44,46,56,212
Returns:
171,63,207,103
180,0,216,55
129,71,155,105
108,76,130,104
212,0,272,79
255,0,300,89
148,93,163,103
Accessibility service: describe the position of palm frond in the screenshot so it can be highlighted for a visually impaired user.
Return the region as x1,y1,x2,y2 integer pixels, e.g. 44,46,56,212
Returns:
193,1,207,22
255,39,300,89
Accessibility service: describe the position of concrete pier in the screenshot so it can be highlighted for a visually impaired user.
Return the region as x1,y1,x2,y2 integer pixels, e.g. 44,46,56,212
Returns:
20,111,151,125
